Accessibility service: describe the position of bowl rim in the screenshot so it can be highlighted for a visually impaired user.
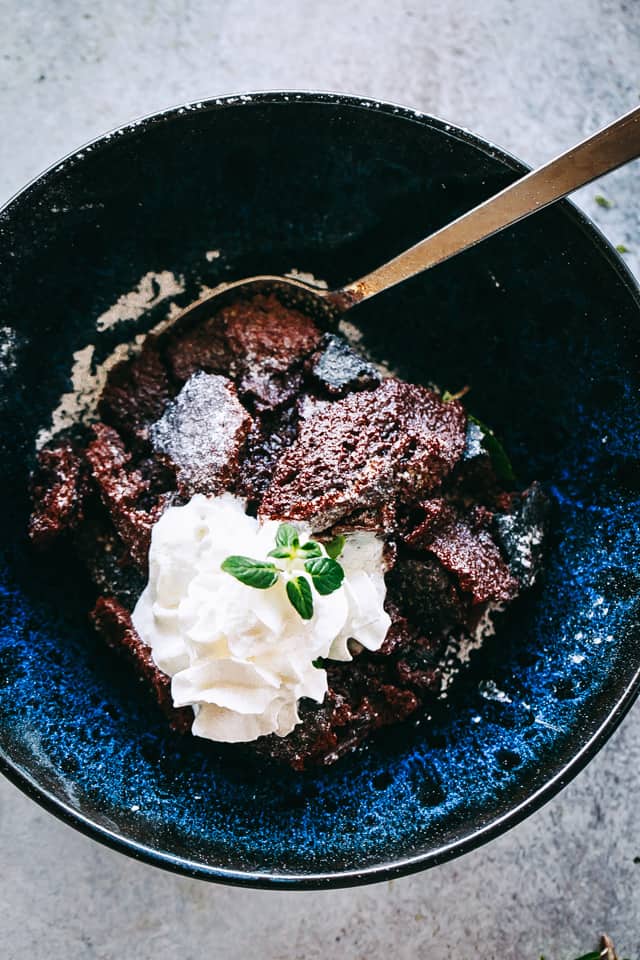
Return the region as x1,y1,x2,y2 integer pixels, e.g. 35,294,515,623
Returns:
1,89,639,890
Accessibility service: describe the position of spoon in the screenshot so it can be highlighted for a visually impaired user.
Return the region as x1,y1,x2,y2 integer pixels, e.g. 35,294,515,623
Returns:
172,104,640,327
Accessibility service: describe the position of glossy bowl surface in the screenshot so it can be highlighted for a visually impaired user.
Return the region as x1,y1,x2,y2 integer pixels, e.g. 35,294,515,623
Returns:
0,92,639,887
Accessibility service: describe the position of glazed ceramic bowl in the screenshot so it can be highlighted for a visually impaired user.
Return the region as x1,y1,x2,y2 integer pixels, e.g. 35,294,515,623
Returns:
1,93,638,888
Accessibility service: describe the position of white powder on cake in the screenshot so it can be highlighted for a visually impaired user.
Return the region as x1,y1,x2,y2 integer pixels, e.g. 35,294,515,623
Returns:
149,372,251,492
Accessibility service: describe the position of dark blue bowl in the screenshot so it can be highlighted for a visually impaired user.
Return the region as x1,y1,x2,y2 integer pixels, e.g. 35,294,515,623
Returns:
1,93,639,888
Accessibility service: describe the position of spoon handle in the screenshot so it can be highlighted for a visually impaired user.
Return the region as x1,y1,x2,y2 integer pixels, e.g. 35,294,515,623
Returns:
341,104,640,304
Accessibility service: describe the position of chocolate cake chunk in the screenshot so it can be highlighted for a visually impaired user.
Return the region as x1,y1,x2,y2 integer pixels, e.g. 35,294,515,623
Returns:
74,511,147,611
165,312,235,383
254,658,421,771
28,437,89,547
386,553,469,636
378,598,422,656
296,393,331,422
394,649,442,691
166,293,322,412
405,499,519,605
261,378,467,530
223,293,322,411
306,333,380,397
493,481,549,589
236,405,299,505
91,596,192,733
328,502,398,539
149,372,252,497
85,423,163,570
99,338,171,442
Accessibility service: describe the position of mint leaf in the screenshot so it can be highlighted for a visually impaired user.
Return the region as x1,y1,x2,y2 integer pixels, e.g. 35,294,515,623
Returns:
468,414,516,487
221,556,279,589
298,540,323,559
267,546,295,559
324,534,346,560
275,523,299,550
312,658,323,668
286,576,314,619
304,557,345,595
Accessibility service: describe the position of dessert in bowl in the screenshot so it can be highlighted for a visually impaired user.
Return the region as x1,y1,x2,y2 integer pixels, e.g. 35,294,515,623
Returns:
29,287,548,768
0,93,638,886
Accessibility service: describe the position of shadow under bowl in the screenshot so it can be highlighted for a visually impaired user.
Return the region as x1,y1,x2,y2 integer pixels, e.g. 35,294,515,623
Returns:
0,92,639,888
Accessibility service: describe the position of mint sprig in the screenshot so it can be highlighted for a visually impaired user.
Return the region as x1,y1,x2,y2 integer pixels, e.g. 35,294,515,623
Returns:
286,576,314,619
324,534,346,560
304,556,345,595
268,523,323,561
220,556,279,589
222,523,347,620
274,523,299,549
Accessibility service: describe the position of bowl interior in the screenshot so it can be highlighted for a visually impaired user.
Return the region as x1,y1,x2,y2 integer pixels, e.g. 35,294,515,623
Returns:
0,94,639,886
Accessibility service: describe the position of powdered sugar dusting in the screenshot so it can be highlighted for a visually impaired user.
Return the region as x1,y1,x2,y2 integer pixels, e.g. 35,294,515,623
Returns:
149,372,251,493
497,514,544,572
0,326,21,409
36,283,187,449
36,342,133,448
438,602,505,694
298,395,330,421
478,679,513,704
338,319,364,344
95,270,185,332
284,268,329,289
0,326,19,374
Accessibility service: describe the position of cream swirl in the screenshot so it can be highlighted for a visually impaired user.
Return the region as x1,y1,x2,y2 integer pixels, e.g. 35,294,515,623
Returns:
132,493,391,742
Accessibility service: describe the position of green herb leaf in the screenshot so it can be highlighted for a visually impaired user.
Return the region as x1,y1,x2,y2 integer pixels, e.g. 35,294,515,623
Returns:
267,546,295,559
468,414,516,487
275,523,300,550
304,557,345,595
324,534,346,560
616,243,630,254
572,953,601,960
221,556,279,589
298,540,323,559
312,658,323,669
286,576,314,619
595,194,613,208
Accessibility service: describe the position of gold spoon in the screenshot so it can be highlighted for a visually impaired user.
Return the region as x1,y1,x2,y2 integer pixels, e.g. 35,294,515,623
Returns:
172,104,640,328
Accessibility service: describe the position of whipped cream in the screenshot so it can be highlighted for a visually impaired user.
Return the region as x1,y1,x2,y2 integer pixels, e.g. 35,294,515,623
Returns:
132,493,391,742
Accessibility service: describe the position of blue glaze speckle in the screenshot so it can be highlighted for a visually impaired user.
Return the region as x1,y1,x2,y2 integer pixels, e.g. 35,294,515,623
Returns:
0,94,638,886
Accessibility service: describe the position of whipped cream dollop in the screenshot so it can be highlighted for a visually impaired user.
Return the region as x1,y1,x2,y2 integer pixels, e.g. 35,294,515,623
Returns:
132,493,391,742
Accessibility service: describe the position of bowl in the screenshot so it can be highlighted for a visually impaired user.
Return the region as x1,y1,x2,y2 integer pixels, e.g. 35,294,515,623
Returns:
1,92,639,888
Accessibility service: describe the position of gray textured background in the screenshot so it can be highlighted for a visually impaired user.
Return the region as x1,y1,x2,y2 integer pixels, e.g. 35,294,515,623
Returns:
1,1,638,957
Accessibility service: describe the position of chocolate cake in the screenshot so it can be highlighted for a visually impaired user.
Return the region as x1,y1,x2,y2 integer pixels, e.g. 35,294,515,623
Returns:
29,291,548,770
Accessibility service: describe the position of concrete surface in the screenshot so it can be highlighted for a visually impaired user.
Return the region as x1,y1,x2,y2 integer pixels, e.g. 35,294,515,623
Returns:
0,1,638,957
